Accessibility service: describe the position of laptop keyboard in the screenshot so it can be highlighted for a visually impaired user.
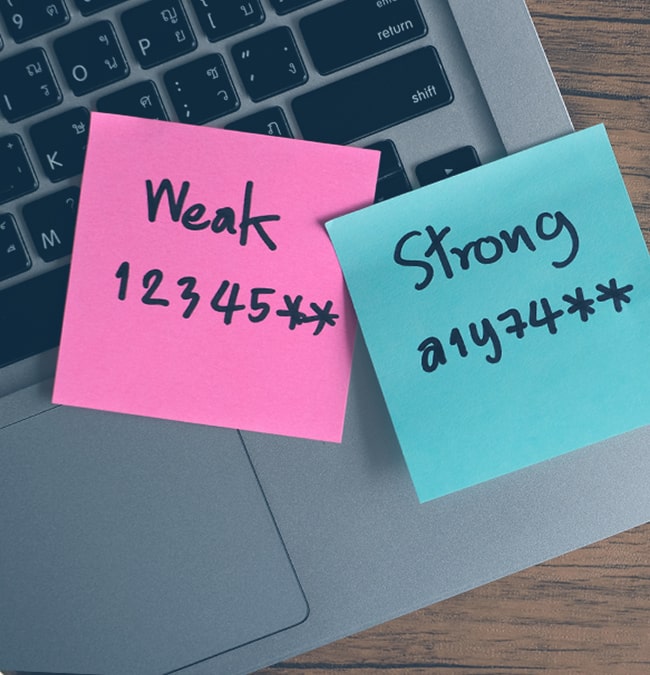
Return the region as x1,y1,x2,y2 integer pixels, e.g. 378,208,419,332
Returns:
0,0,483,369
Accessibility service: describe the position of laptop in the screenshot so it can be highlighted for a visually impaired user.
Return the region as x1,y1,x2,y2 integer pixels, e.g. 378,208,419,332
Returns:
1,1,648,673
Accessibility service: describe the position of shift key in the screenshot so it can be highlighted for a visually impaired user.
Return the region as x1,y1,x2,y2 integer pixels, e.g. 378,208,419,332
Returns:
292,47,453,146
300,0,427,75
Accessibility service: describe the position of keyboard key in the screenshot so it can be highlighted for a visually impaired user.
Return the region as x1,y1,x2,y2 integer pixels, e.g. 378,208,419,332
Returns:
190,0,264,42
23,186,79,262
0,213,31,282
367,139,402,178
0,134,38,205
0,48,62,122
269,0,321,15
0,264,69,368
0,0,70,43
165,54,239,124
121,0,196,69
29,107,90,182
292,47,453,145
366,140,411,202
54,21,129,95
374,170,411,202
97,80,168,119
72,0,128,15
226,106,293,138
301,0,426,75
415,145,480,186
232,27,307,102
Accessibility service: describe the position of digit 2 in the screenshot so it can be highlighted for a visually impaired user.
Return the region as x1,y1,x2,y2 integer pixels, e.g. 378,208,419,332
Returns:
142,269,170,306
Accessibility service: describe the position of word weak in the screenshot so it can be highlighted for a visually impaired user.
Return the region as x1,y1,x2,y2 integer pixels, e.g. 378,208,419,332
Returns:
114,262,339,335
418,278,633,373
146,178,281,251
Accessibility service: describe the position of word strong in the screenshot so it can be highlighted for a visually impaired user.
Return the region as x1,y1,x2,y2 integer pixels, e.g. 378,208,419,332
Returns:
394,210,580,291
146,178,281,251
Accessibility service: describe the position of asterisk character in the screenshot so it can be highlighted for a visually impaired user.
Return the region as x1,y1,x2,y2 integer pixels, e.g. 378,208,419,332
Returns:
563,286,595,321
595,278,634,312
302,300,339,336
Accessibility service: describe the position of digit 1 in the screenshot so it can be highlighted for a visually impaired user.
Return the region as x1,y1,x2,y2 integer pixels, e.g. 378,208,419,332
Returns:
115,261,129,300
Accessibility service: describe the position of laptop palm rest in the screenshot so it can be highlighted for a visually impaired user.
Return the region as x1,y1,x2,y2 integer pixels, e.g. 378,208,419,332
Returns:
0,386,308,675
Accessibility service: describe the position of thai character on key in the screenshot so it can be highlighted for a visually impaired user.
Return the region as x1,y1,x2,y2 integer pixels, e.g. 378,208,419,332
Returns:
26,62,43,77
161,8,178,23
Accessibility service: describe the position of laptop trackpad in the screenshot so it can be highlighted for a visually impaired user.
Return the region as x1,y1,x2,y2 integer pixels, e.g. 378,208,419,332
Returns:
0,403,307,674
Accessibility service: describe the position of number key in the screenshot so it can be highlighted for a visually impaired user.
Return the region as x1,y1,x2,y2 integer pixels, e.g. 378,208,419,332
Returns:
0,48,62,122
54,21,129,96
0,0,69,43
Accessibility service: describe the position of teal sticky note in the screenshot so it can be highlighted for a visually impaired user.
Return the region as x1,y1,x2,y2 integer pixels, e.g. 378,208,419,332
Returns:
327,125,650,503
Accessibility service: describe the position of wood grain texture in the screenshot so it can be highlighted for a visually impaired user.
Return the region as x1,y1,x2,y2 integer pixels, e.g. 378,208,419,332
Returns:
257,2,650,673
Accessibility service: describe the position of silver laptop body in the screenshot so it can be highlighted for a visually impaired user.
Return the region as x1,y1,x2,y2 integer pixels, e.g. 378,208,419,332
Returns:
1,1,648,673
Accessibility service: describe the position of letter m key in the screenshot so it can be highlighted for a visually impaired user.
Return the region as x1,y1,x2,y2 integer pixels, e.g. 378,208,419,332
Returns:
41,228,62,250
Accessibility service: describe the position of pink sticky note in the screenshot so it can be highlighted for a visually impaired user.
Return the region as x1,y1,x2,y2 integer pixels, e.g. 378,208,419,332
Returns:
53,113,379,441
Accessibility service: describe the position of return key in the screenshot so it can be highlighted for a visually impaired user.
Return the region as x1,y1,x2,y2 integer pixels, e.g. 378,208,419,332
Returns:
300,0,427,75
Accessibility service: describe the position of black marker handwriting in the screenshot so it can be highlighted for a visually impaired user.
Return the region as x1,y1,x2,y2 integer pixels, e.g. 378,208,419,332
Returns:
394,211,580,291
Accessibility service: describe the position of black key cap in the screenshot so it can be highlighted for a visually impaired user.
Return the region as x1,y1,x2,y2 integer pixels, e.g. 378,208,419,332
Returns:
366,140,411,202
301,0,426,75
190,0,264,42
0,264,69,367
23,186,79,262
97,80,168,119
292,47,453,145
0,48,62,122
29,107,90,182
121,0,196,69
415,145,480,186
374,170,411,202
0,0,69,43
367,139,401,178
54,21,129,95
232,27,307,102
0,213,31,281
164,53,239,124
269,0,321,15
225,106,293,137
72,0,128,15
0,134,38,205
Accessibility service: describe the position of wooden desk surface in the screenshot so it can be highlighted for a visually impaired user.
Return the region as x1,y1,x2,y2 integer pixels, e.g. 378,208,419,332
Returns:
259,1,650,673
